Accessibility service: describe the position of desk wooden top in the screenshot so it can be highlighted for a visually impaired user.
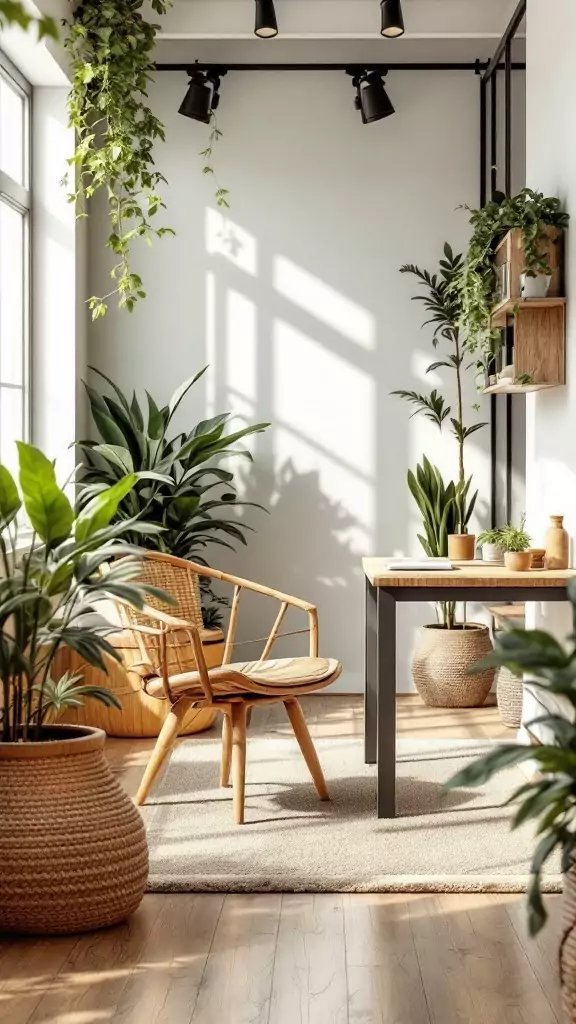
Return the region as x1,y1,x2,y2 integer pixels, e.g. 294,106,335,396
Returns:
362,558,576,589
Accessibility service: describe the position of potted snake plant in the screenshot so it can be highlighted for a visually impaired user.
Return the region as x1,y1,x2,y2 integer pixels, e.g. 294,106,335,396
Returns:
446,583,576,1022
0,442,169,934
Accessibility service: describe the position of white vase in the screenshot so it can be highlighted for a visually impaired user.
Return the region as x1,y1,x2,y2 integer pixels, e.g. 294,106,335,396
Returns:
481,543,504,565
520,272,552,299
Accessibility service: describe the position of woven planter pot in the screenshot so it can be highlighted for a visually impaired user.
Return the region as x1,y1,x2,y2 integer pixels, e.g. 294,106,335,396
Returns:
496,667,524,728
412,623,495,708
561,866,576,1023
0,725,148,935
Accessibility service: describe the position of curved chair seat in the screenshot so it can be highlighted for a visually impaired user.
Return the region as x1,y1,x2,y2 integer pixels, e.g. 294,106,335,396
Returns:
144,655,341,700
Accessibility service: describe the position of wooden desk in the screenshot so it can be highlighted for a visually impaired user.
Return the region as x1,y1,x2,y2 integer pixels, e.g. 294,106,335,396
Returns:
362,559,575,819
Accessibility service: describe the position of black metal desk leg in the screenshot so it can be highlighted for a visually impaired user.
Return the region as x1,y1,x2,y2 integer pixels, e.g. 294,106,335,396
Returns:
365,579,378,764
377,588,396,818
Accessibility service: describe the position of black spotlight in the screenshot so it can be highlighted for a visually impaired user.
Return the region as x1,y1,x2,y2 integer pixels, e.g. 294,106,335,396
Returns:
255,0,278,38
179,71,224,124
381,0,405,38
352,70,395,125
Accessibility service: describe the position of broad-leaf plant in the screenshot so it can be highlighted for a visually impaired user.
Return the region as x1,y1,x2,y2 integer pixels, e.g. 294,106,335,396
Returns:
447,578,576,938
0,443,171,743
76,366,269,627
0,1,56,38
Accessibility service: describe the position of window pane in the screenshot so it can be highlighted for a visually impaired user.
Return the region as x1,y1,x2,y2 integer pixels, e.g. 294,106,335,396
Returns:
0,385,23,476
0,199,25,386
0,74,24,185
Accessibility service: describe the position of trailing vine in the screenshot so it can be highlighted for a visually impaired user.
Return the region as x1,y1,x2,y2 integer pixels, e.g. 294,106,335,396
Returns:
0,1,56,38
65,0,174,319
199,113,230,209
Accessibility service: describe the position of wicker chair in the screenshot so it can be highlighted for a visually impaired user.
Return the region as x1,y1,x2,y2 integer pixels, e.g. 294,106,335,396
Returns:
117,552,342,824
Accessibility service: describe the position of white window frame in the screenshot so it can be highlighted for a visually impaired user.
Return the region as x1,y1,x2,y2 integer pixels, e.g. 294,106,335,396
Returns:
0,48,31,464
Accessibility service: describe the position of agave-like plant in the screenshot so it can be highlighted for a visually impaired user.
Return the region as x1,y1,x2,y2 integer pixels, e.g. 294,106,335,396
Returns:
446,580,576,936
76,367,269,621
0,442,171,743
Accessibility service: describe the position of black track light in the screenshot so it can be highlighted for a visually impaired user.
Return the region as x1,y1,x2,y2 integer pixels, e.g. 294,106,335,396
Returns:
351,70,395,125
255,0,278,38
381,0,405,38
179,70,225,124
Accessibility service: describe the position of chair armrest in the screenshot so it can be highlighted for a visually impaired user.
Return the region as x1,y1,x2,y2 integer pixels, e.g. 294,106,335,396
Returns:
125,604,212,702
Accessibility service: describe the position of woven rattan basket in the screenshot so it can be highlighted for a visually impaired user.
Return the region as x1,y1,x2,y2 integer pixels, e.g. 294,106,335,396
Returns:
496,667,524,729
412,623,495,708
0,725,148,934
562,868,576,1023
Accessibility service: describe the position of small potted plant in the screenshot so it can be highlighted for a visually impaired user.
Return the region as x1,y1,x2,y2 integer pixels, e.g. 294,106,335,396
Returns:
477,527,505,565
499,516,532,571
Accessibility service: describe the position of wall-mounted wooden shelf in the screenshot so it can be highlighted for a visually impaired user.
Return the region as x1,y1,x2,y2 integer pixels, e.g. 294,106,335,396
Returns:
482,381,560,395
491,297,566,329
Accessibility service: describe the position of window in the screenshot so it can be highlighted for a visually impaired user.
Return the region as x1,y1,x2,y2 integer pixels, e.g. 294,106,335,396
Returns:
0,50,30,477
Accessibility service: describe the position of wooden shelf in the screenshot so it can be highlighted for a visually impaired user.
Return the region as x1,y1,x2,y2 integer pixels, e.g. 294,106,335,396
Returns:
482,381,561,395
491,297,566,329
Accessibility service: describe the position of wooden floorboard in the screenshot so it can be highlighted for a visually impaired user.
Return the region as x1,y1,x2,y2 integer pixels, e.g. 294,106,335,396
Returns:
1,696,561,1023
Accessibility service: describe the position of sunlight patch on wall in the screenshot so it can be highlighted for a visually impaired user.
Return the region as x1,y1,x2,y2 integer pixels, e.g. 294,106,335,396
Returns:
273,320,375,479
205,208,257,276
273,256,375,350
205,271,216,416
226,289,257,404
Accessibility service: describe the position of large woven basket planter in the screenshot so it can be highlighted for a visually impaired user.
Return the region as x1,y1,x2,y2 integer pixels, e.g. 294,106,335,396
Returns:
0,725,148,935
496,667,524,728
412,623,495,708
561,866,576,1023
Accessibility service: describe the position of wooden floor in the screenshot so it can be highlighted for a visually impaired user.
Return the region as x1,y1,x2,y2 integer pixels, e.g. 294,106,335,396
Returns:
1,696,562,1024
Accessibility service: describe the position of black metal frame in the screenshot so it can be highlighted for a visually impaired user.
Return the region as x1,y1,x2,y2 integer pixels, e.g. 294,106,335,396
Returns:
479,0,527,526
366,577,568,818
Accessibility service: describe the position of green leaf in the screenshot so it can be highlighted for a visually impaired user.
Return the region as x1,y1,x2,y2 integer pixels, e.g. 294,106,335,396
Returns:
75,474,138,543
0,465,21,527
16,442,73,547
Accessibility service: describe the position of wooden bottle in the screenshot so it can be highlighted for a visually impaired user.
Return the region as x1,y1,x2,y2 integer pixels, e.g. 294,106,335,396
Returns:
544,515,570,569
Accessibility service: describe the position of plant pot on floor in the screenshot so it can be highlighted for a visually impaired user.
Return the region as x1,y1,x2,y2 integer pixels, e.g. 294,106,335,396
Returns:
448,534,476,561
504,551,533,572
0,725,148,934
496,667,524,728
412,623,495,708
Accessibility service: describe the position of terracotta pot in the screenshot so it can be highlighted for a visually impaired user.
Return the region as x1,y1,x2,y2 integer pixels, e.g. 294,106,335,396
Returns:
0,725,148,934
412,624,495,708
528,548,546,570
448,534,476,561
504,551,533,572
544,515,570,570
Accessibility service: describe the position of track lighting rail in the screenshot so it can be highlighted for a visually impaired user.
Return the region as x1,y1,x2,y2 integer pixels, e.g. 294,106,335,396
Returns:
156,62,526,74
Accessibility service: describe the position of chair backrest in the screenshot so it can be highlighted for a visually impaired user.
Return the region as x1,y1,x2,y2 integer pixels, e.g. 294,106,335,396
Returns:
117,551,206,681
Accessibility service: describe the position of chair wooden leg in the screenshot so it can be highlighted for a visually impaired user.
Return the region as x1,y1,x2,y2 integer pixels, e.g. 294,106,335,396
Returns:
231,702,248,825
135,698,192,807
284,698,330,801
220,711,232,788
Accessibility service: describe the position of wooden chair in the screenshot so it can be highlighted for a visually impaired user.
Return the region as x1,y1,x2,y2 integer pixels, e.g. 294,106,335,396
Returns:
117,552,342,824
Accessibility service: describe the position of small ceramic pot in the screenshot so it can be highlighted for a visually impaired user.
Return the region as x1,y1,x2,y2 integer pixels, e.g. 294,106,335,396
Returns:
481,543,504,565
520,272,552,299
504,550,533,572
448,534,476,561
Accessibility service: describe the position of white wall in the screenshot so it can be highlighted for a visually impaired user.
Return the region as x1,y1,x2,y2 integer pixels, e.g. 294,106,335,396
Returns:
522,0,576,735
88,68,520,692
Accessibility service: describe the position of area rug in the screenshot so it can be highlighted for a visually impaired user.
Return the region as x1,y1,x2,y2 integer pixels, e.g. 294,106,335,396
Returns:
143,733,562,894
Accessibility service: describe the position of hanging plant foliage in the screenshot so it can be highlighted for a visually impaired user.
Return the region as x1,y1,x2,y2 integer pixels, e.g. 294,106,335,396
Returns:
199,113,231,209
65,0,174,319
0,1,56,37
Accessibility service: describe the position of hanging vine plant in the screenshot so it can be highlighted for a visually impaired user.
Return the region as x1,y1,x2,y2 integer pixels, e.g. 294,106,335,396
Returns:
0,1,56,37
65,0,174,319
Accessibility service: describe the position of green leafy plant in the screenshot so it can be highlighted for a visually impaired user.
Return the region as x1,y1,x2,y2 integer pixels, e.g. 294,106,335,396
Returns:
446,578,576,936
200,113,230,209
407,457,477,628
76,366,269,626
498,515,531,553
455,188,569,363
65,0,174,319
0,1,56,37
34,670,120,723
393,243,488,502
0,443,171,743
477,527,504,546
